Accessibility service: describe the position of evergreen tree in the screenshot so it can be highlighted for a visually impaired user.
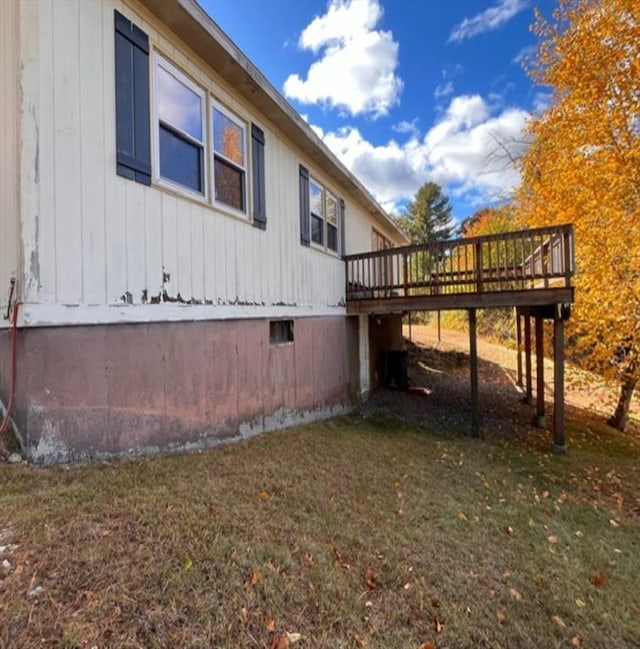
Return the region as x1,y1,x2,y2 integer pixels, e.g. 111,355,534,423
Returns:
396,182,455,243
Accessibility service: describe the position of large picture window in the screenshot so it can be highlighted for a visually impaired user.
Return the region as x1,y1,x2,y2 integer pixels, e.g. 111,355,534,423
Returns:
155,56,205,194
213,104,247,213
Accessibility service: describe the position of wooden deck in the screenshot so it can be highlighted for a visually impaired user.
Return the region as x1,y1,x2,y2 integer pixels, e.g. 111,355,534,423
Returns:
345,224,574,314
346,224,576,453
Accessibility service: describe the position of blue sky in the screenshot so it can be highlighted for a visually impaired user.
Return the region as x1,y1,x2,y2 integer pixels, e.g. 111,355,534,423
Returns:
200,0,556,223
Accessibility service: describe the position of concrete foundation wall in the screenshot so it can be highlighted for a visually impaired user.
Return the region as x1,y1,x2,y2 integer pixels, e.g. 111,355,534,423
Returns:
3,316,360,463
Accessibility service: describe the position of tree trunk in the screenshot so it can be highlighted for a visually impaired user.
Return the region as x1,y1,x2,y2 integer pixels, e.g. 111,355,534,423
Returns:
607,377,637,431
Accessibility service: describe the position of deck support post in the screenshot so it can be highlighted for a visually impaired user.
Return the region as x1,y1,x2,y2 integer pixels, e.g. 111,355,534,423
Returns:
534,316,546,428
523,315,533,404
553,306,566,454
469,308,480,437
516,308,523,387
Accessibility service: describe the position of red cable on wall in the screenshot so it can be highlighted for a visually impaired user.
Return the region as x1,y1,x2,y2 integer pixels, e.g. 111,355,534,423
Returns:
0,301,19,435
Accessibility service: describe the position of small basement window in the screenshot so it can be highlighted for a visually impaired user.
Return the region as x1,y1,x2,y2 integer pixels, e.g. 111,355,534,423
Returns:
270,320,294,344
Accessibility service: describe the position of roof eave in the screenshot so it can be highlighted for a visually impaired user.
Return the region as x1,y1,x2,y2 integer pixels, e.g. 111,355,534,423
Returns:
136,0,409,245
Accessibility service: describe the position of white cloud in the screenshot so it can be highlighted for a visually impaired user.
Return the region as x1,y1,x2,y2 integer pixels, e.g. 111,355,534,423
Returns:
513,44,535,66
449,0,528,43
434,81,454,99
283,0,403,118
313,94,530,211
392,118,419,135
532,91,552,114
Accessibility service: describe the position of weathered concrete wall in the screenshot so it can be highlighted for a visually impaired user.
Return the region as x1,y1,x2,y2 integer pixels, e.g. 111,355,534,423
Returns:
10,316,360,463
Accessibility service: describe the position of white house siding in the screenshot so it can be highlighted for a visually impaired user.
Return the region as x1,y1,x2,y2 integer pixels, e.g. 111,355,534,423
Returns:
16,0,401,328
0,0,20,320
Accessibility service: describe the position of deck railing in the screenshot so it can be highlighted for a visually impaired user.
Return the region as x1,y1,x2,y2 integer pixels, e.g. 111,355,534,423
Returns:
346,224,574,301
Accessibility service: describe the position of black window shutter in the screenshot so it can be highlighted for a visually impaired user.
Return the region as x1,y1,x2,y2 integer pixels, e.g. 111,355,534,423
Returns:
251,123,267,230
299,165,310,246
114,10,151,186
339,198,346,258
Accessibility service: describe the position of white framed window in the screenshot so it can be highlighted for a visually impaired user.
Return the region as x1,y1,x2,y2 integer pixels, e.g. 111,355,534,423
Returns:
155,55,206,195
212,102,248,214
310,178,324,246
326,192,338,253
309,178,340,253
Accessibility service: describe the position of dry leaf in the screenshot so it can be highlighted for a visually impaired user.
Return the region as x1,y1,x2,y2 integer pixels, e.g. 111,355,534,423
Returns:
551,615,566,629
589,571,607,587
547,535,559,544
571,635,582,646
250,570,261,586
266,618,276,632
435,619,443,633
504,525,513,535
286,632,303,643
354,633,366,647
609,519,620,528
183,555,193,571
509,588,522,601
240,607,248,622
259,491,269,500
458,512,468,521
497,610,506,624
272,634,290,649
364,568,377,590
575,598,585,608
420,644,436,649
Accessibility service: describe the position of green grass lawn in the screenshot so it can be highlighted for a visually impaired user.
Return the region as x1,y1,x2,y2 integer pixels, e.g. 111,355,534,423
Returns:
1,413,639,648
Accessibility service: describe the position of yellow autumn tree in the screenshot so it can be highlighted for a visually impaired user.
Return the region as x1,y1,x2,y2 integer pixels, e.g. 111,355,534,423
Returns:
518,0,640,429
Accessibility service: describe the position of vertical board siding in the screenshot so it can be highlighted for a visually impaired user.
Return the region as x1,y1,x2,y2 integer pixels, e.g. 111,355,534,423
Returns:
27,0,394,317
33,0,56,304
79,0,107,305
52,0,83,304
0,0,20,314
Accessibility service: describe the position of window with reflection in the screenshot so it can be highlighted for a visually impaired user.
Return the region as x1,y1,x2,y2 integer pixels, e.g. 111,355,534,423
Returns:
212,104,247,212
310,179,324,245
156,56,205,194
326,192,338,252
309,178,340,253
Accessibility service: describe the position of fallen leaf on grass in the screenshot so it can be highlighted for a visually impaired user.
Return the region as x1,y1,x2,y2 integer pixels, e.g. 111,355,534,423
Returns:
571,635,582,646
287,632,303,643
504,525,513,535
266,618,276,632
458,512,468,521
272,634,289,649
240,607,248,622
589,572,607,587
435,619,443,633
547,535,559,544
354,633,366,647
250,570,261,586
551,615,566,629
184,555,193,571
497,610,506,624
575,598,585,608
259,491,270,500
420,644,436,649
609,519,620,528
364,568,377,590
509,588,522,601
